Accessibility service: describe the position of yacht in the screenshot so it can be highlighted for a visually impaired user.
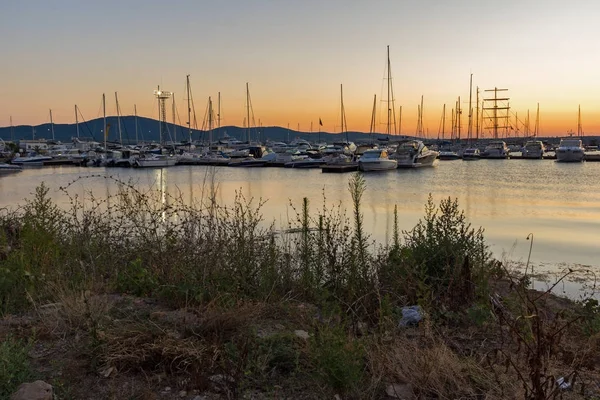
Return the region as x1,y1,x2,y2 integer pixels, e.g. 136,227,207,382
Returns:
11,152,53,166
392,140,438,168
481,141,509,159
358,149,397,171
462,148,480,160
556,138,585,162
438,150,461,160
134,153,177,168
0,163,23,175
521,140,545,159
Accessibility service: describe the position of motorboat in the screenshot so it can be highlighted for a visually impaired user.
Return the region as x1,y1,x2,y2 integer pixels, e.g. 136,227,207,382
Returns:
481,141,509,159
521,140,545,159
438,150,461,160
134,153,177,168
284,156,327,168
358,149,397,171
462,148,480,160
0,163,23,175
228,146,271,167
556,138,585,162
392,140,439,168
11,152,53,166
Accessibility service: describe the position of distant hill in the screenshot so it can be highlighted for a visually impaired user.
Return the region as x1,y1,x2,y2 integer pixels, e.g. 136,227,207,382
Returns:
1,117,595,145
0,116,393,144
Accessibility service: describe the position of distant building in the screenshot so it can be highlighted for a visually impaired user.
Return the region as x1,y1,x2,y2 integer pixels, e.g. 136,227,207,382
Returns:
18,139,49,152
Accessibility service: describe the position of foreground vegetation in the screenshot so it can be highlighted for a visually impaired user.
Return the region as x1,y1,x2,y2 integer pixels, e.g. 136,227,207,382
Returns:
0,172,599,399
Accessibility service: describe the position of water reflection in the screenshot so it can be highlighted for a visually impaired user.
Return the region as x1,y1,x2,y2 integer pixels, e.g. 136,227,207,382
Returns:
1,161,600,271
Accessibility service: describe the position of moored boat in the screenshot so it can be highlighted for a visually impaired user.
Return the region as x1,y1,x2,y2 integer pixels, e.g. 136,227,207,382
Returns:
134,153,177,168
0,163,23,175
358,149,397,171
521,140,545,159
392,140,438,168
462,148,480,160
481,141,509,159
556,138,585,162
11,152,53,165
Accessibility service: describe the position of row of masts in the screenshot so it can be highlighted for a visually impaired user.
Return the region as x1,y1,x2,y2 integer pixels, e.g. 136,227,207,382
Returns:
5,63,584,144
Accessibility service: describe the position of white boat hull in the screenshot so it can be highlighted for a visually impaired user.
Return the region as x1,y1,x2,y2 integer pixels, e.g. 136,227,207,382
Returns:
556,149,584,162
358,159,397,171
135,158,177,168
522,150,543,159
396,153,438,168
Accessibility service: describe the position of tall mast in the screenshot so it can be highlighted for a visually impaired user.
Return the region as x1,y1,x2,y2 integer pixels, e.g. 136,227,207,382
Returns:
369,94,377,140
475,87,480,140
534,103,539,137
217,91,221,137
457,96,461,141
451,107,455,142
468,73,473,142
157,85,162,145
441,104,446,140
103,93,107,150
578,104,582,136
386,45,391,137
134,104,138,143
49,109,54,141
417,105,421,137
75,105,79,139
186,75,192,143
398,105,402,135
420,95,424,137
115,92,122,145
208,96,213,144
340,83,348,141
246,82,251,142
172,93,176,143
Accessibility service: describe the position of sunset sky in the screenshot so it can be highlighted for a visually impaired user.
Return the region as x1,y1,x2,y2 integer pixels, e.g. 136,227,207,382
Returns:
1,0,599,137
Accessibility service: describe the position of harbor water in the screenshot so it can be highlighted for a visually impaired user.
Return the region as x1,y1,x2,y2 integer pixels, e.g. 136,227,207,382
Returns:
1,160,599,295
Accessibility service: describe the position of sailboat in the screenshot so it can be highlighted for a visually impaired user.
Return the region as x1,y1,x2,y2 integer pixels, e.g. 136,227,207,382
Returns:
462,75,480,160
359,46,397,171
321,84,358,172
438,104,461,160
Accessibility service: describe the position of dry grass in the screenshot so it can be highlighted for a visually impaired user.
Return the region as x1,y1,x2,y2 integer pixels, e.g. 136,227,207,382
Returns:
367,330,515,399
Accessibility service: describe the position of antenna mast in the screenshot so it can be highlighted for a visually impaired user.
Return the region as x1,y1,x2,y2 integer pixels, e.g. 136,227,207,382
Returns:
154,86,173,145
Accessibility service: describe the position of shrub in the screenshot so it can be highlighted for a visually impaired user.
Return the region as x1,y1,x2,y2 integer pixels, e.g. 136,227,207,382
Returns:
0,336,34,398
398,195,492,308
310,325,365,392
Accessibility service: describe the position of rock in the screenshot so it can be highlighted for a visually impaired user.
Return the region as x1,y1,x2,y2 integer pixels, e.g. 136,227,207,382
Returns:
179,390,187,398
209,374,235,385
385,383,414,399
294,329,310,340
98,365,116,378
398,306,422,327
160,386,172,395
10,380,53,400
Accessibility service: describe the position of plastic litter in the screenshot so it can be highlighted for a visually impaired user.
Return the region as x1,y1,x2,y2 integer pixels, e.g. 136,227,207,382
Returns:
399,305,423,327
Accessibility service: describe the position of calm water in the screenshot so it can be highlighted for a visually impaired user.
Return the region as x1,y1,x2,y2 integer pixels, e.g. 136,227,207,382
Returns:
1,160,599,280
